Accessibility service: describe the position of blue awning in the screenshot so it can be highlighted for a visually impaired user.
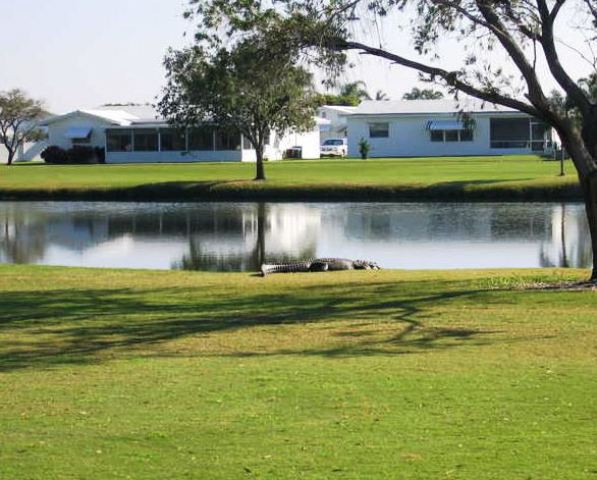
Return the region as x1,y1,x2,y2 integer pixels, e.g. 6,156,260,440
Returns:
426,120,465,131
65,127,92,139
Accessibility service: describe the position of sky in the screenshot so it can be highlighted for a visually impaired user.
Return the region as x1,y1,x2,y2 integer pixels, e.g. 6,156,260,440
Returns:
0,0,593,114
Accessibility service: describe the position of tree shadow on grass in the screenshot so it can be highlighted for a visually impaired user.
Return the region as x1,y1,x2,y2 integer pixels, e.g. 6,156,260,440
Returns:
0,280,512,372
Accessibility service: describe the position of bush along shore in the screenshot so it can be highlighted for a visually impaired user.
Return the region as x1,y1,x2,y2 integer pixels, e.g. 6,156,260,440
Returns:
0,155,582,202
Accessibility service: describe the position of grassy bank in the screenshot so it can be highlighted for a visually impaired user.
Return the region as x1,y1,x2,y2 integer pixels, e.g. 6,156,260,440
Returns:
1,155,581,201
0,265,595,479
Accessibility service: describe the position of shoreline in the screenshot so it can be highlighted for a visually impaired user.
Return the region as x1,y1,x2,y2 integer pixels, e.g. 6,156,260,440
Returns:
0,182,583,202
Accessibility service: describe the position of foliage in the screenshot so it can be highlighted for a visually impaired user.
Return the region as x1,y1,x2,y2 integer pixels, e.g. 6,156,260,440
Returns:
41,146,105,164
358,137,371,159
0,89,46,166
314,81,377,106
0,265,595,478
158,29,316,180
339,80,371,101
313,92,360,106
402,87,444,100
375,90,390,100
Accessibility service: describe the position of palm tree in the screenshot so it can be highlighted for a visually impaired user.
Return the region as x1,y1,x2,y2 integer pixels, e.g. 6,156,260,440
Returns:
339,81,371,102
375,90,389,101
402,88,444,100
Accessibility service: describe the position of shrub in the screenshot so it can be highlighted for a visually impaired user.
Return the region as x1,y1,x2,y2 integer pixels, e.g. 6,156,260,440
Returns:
41,145,105,164
41,146,69,164
358,138,370,160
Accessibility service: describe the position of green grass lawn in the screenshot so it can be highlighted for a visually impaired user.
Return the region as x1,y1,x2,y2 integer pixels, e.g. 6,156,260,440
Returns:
1,155,580,200
0,265,595,479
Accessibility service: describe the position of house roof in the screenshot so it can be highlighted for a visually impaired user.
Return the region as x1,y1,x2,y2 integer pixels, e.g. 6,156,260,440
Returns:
352,99,521,116
41,105,162,127
42,104,327,129
319,105,358,115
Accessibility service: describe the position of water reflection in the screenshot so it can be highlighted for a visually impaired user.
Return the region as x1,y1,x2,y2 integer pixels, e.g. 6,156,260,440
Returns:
0,202,591,271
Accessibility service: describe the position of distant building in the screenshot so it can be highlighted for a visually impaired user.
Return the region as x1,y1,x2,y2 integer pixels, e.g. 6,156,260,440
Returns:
40,105,324,163
346,99,554,158
317,105,357,141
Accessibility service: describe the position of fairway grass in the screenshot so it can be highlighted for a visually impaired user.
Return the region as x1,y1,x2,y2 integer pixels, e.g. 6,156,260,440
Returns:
0,265,595,479
0,155,581,201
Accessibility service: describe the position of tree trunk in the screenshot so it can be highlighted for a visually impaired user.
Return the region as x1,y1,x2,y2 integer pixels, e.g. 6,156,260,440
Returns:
255,203,266,266
6,149,14,166
254,146,266,181
580,172,597,281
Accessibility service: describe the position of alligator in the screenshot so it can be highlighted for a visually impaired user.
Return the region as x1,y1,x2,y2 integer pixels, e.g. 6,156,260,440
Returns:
260,258,380,276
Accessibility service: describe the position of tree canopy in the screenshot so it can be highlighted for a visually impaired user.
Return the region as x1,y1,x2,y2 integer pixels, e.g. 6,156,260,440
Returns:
158,36,316,180
0,89,46,166
402,88,444,100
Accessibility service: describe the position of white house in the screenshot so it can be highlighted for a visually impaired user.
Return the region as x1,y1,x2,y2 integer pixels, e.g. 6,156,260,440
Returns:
40,105,323,163
317,105,357,142
346,99,554,158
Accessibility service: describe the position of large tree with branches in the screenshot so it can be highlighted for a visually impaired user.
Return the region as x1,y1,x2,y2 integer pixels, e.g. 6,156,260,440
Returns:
187,0,597,281
158,29,316,181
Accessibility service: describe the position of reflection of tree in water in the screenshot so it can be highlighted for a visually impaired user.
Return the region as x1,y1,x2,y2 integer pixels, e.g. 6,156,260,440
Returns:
175,203,317,272
0,211,47,264
540,204,592,268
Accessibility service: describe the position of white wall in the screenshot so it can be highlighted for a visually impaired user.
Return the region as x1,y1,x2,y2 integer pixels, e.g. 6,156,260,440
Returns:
347,113,535,158
0,144,8,164
0,141,48,163
277,128,321,159
47,113,111,150
318,107,350,141
107,150,243,163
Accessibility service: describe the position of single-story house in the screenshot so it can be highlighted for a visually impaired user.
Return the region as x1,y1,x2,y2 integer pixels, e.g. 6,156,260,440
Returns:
40,105,323,163
346,99,555,157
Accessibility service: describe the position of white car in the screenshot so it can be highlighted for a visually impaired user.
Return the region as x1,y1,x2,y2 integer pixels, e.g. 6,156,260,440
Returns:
320,138,348,157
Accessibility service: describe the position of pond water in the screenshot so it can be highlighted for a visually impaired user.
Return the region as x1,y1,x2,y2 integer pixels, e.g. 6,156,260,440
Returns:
0,202,591,271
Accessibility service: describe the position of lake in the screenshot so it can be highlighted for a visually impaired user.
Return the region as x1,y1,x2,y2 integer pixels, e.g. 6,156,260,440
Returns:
0,202,591,271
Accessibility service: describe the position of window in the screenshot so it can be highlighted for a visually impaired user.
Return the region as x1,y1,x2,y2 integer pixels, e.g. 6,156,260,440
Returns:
242,135,252,149
106,129,133,152
445,130,459,142
215,128,241,150
133,129,158,152
530,121,552,151
369,123,389,138
429,129,473,142
188,127,214,151
323,139,345,146
490,118,530,149
430,130,443,142
460,129,474,142
160,128,187,151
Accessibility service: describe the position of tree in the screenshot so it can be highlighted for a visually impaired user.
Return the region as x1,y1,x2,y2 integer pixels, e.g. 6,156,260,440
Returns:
339,81,371,102
314,80,373,106
402,88,444,100
313,92,360,106
185,0,597,281
0,90,46,166
158,37,316,181
375,90,390,100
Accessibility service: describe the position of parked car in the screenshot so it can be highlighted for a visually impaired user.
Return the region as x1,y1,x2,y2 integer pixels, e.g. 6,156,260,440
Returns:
320,138,348,157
